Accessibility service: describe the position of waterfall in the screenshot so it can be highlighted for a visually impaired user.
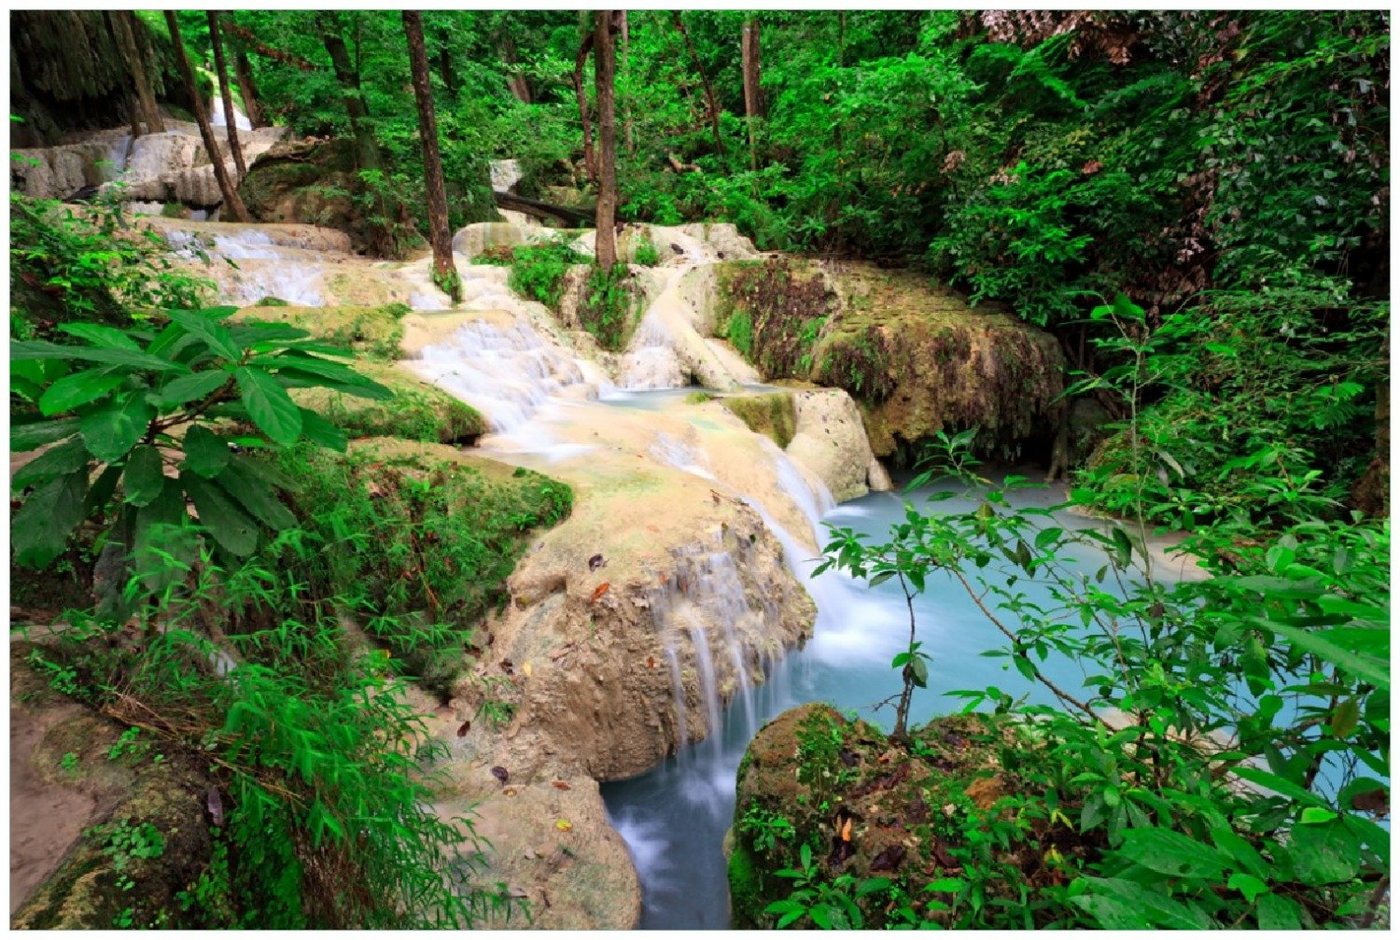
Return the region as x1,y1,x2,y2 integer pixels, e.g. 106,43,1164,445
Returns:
664,645,689,756
412,319,601,433
686,616,724,763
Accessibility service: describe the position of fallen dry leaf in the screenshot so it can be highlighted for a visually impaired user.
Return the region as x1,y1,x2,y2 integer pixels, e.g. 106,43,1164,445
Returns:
555,819,573,832
840,818,853,842
590,582,610,603
491,766,509,785
456,720,471,737
522,661,533,678
552,780,572,791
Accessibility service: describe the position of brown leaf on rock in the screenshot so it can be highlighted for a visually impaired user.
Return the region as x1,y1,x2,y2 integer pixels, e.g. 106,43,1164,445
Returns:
491,766,509,785
457,720,471,737
590,582,610,603
552,780,571,791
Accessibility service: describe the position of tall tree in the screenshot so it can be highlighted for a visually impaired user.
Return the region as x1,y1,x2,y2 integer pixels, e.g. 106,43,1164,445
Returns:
207,12,247,178
317,12,383,173
402,11,461,303
573,24,598,185
164,11,248,221
232,42,264,128
594,11,619,268
110,10,164,134
742,17,763,173
672,12,725,159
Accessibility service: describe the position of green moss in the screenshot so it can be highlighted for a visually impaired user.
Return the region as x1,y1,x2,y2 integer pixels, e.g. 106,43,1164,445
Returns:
720,393,797,449
685,391,717,405
578,265,643,351
715,258,832,377
727,840,764,928
271,442,572,696
233,303,408,361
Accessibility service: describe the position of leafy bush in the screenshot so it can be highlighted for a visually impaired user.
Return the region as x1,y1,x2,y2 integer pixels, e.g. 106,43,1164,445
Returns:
10,306,391,585
506,238,587,310
578,264,642,351
10,193,210,336
632,235,662,267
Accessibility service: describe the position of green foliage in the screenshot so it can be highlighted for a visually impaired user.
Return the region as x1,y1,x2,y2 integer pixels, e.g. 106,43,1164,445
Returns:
506,238,586,310
717,258,832,378
321,386,485,445
632,236,662,267
10,306,391,577
10,194,210,335
267,445,571,694
92,818,166,895
765,843,894,929
578,264,641,351
808,315,1389,928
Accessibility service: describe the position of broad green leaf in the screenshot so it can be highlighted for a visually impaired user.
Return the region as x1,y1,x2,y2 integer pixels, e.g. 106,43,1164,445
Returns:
1248,616,1389,690
1288,818,1359,884
11,437,89,491
228,453,298,492
235,367,303,445
12,417,80,453
183,473,259,557
273,366,394,401
182,425,231,479
216,459,296,530
1255,893,1301,930
298,408,348,452
85,463,122,516
12,339,184,372
58,322,142,350
37,368,128,416
12,468,87,568
132,479,198,594
165,308,242,361
1227,873,1269,903
122,445,166,507
1116,827,1227,880
80,392,155,463
227,321,312,345
157,369,231,407
910,655,930,688
1071,877,1210,929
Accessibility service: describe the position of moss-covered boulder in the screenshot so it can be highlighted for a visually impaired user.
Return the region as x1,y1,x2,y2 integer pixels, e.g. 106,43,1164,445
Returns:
729,704,1049,929
714,259,1066,463
719,392,797,449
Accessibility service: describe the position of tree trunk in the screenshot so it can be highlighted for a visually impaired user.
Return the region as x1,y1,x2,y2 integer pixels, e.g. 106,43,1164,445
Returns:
621,12,635,155
232,43,264,128
594,11,619,269
164,12,248,221
207,12,247,178
671,12,724,159
318,13,382,173
403,12,460,303
573,30,597,185
110,11,164,134
436,27,459,99
742,17,762,174
222,20,317,71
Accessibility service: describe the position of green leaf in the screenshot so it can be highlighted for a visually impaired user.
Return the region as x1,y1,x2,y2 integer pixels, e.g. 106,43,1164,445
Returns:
910,655,930,688
1111,527,1133,566
57,322,142,350
1248,616,1389,690
12,339,184,372
1071,877,1210,929
12,437,89,491
157,369,231,407
165,308,242,361
1227,873,1269,903
235,367,303,445
298,408,348,452
216,459,296,531
80,392,155,463
12,417,81,453
1116,827,1227,880
37,368,127,416
132,478,196,593
1288,818,1359,884
1255,893,1300,930
12,469,88,568
181,425,231,479
183,473,259,557
122,445,166,507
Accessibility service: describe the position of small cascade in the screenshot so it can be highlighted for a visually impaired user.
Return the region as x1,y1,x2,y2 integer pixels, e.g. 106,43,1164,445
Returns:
664,645,689,757
685,616,724,763
105,134,133,176
758,437,836,533
412,318,601,433
649,432,714,481
209,92,253,132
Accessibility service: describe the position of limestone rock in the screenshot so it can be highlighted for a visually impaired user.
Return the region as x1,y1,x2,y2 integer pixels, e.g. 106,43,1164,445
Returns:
786,388,883,503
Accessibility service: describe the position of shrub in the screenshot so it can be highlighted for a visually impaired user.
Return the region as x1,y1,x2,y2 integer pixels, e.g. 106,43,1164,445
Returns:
506,238,587,310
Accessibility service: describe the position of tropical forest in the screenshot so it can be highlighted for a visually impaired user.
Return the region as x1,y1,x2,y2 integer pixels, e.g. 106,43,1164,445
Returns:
7,7,1391,931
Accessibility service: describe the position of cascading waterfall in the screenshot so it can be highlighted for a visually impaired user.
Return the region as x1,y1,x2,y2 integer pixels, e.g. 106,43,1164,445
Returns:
685,616,724,764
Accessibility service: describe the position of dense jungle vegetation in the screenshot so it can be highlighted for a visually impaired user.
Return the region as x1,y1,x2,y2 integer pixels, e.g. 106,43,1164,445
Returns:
8,8,1391,931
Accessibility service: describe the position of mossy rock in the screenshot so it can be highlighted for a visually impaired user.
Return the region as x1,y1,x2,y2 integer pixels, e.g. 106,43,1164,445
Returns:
730,704,1043,929
234,302,410,361
294,361,485,447
719,392,797,449
712,259,1067,464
